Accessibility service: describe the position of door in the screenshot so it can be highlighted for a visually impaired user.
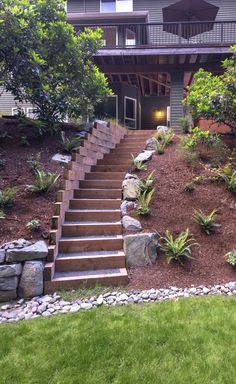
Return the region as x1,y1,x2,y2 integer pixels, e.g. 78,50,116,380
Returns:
124,96,137,129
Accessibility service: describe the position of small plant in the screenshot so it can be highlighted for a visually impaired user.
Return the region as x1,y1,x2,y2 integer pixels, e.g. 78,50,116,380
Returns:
20,135,30,147
182,150,200,169
26,219,41,231
182,127,211,150
18,115,49,136
136,188,155,216
27,152,42,173
160,228,197,264
184,183,195,193
225,250,236,267
0,187,18,208
155,128,175,146
179,116,191,134
140,171,155,193
154,141,166,155
131,154,147,171
0,129,12,141
26,170,60,193
220,169,236,193
60,131,83,154
193,209,219,235
0,210,5,219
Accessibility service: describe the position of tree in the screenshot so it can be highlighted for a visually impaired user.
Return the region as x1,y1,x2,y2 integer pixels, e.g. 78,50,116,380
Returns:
0,0,111,125
185,46,236,132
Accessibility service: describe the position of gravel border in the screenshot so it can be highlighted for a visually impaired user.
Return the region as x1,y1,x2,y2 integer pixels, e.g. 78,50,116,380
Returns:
1,282,236,324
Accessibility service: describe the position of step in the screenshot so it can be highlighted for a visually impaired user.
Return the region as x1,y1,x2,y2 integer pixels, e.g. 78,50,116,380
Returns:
80,180,122,189
91,165,128,172
62,222,122,237
85,172,125,180
75,188,122,199
103,153,132,160
45,268,128,292
59,235,123,252
97,158,131,166
66,209,121,222
69,199,121,210
55,250,125,272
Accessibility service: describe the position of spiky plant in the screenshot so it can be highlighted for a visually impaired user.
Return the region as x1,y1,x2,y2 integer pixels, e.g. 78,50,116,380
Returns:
220,170,236,193
160,228,197,264
140,171,155,193
225,250,236,267
60,131,83,154
0,187,18,208
131,154,147,171
193,209,219,235
136,188,155,216
26,170,60,193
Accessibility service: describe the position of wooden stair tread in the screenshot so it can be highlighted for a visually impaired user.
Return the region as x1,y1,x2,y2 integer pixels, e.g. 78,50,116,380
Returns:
63,221,121,225
60,235,123,241
53,268,128,280
58,250,125,258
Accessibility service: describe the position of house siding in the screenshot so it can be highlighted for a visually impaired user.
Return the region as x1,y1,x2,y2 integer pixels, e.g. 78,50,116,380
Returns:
67,0,99,13
0,88,33,116
170,71,184,129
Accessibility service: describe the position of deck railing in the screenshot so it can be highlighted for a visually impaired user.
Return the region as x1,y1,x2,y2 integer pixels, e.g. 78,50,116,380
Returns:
76,21,236,48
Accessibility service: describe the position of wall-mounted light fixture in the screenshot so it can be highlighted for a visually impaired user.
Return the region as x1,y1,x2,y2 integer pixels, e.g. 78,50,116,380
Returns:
155,110,165,119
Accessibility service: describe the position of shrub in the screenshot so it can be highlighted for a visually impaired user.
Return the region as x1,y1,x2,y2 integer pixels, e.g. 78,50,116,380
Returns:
154,141,166,155
155,128,175,146
27,170,60,193
140,171,155,193
136,188,155,216
60,131,83,154
182,150,200,169
225,250,236,267
193,209,219,235
0,187,18,208
184,183,195,193
27,152,42,173
182,127,211,150
220,169,236,193
131,154,147,171
18,115,49,136
160,228,197,264
26,219,41,231
178,116,191,134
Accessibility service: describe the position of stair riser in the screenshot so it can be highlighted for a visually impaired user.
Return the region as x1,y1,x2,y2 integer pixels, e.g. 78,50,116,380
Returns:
59,238,123,252
80,180,122,189
62,224,122,237
44,274,129,293
85,172,125,180
66,210,121,222
75,189,122,199
55,256,125,272
69,200,121,210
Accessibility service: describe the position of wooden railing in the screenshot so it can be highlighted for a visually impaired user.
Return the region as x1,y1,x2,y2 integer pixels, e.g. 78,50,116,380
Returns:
76,21,236,48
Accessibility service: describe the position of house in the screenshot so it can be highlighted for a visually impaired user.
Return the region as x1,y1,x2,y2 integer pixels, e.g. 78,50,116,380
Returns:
67,0,236,130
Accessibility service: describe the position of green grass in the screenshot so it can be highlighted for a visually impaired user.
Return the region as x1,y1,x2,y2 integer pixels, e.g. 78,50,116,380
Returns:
58,284,120,301
1,296,236,383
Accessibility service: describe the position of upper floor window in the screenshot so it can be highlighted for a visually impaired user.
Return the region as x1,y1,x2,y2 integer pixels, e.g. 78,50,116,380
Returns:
101,0,133,13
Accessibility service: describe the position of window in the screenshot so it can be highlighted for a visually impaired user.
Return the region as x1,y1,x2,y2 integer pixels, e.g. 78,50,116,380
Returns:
101,0,133,12
12,107,25,116
124,96,136,129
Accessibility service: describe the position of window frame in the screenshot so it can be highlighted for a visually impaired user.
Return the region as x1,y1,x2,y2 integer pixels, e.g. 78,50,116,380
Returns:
100,0,133,13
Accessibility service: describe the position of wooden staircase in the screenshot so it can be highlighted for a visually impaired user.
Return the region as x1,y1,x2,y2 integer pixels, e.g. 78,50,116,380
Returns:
44,129,154,292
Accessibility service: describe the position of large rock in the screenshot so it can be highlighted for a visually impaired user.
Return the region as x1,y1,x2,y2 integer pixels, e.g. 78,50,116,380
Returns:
122,216,142,231
146,137,159,150
134,150,154,163
0,264,22,277
120,201,137,217
0,276,18,290
6,241,48,263
124,233,159,266
1,239,31,250
122,174,141,201
156,125,168,134
18,261,44,298
0,290,17,302
52,153,71,165
0,249,5,264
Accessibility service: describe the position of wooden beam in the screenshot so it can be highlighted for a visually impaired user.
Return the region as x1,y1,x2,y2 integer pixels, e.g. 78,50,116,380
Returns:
140,74,170,89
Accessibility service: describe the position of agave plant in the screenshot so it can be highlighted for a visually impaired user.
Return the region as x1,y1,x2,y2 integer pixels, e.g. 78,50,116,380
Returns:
225,250,236,267
136,188,155,216
220,169,236,193
60,131,83,154
154,141,166,155
160,228,197,264
131,154,147,171
140,171,155,193
27,170,60,193
193,209,219,235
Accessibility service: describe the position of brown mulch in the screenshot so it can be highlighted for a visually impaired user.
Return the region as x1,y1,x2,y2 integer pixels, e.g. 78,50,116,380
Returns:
126,136,236,290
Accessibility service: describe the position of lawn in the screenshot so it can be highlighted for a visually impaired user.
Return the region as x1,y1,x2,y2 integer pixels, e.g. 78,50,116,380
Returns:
1,296,236,384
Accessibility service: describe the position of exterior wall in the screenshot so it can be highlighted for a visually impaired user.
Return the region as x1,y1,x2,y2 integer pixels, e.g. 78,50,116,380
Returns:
67,0,99,13
141,96,169,130
170,71,184,129
0,88,33,116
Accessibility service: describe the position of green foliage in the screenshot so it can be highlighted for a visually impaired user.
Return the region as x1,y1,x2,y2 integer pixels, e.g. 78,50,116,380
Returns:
193,209,219,235
136,188,155,216
185,46,236,132
60,131,83,154
131,154,147,171
0,0,111,125
178,116,191,134
19,135,30,147
27,152,42,173
184,183,195,193
225,250,236,267
140,171,155,193
26,169,60,193
154,141,166,155
160,228,197,264
183,150,200,169
0,186,18,208
155,128,175,145
219,169,236,193
0,209,5,219
18,116,49,136
183,127,211,150
26,219,41,231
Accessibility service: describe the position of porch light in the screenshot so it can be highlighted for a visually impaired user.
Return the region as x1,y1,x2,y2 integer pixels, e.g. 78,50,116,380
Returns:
155,110,165,119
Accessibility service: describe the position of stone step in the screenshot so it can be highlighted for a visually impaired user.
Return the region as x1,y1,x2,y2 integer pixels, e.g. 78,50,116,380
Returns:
66,209,121,222
85,172,125,180
80,180,122,189
45,268,128,292
59,235,123,253
74,188,122,199
69,199,121,210
62,222,122,237
55,250,125,272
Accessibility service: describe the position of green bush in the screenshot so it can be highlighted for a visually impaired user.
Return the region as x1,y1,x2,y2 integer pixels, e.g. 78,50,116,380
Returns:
27,170,60,193
160,228,197,264
178,116,191,134
193,209,219,235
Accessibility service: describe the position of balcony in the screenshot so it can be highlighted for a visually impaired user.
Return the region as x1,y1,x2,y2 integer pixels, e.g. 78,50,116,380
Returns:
77,21,236,49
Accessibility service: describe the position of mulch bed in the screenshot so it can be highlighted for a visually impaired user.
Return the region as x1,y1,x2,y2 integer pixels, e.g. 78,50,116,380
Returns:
126,135,236,289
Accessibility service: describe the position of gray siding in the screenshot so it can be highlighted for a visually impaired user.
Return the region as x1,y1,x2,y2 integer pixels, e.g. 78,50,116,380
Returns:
0,88,33,116
67,0,99,13
170,71,184,129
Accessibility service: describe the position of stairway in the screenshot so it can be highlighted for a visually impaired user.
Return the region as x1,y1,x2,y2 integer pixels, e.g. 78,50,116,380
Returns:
45,130,154,292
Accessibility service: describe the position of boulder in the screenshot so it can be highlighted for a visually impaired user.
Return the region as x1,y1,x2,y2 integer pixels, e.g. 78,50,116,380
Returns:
122,216,142,231
156,125,169,134
146,137,159,150
0,249,5,264
6,241,48,263
122,174,141,201
52,153,71,165
124,233,159,266
0,264,22,277
0,290,17,302
18,261,44,298
120,201,137,217
134,150,154,163
0,276,18,290
1,239,31,251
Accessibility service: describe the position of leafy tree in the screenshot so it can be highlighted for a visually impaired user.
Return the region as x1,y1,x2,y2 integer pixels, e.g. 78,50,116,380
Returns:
0,0,111,126
185,46,236,132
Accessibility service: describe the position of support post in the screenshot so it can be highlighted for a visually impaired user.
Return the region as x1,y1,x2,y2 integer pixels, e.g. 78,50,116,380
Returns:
170,71,184,131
